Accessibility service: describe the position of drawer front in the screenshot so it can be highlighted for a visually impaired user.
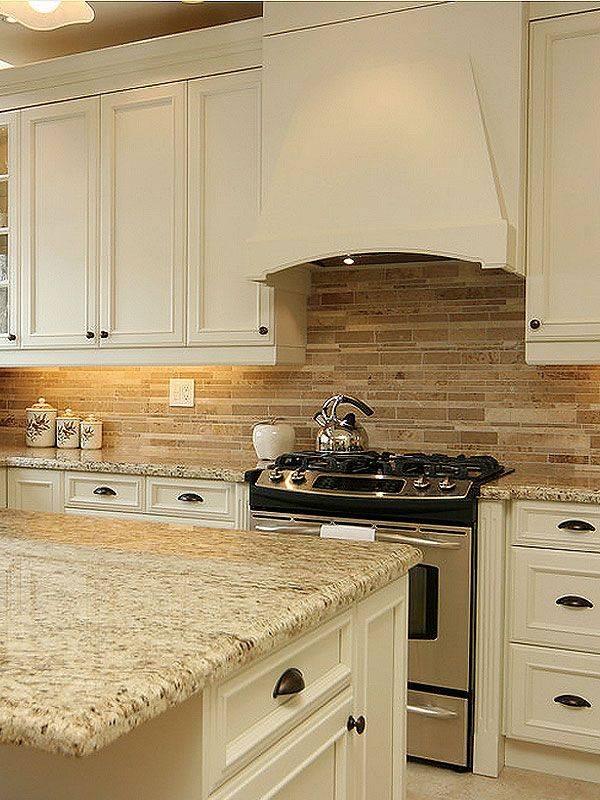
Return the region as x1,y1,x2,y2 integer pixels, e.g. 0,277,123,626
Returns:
507,644,600,753
203,613,352,793
513,500,600,551
145,477,235,521
510,547,600,653
64,472,144,512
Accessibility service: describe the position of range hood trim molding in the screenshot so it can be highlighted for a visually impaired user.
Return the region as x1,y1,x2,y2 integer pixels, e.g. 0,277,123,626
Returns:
246,218,511,281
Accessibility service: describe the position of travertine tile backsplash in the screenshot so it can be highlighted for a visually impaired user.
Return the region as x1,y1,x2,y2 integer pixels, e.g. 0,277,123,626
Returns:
1,260,600,466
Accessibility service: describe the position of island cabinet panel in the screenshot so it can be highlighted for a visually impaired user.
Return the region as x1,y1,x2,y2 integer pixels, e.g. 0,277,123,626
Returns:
100,83,186,348
526,10,600,364
188,69,272,347
7,467,63,512
353,575,408,800
20,97,99,349
208,690,353,800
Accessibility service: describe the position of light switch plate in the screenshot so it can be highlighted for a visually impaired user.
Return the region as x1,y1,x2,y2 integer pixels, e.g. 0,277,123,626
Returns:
169,378,195,408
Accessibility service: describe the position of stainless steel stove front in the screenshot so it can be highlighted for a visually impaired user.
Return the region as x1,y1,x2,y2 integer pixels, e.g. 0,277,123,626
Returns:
250,510,474,770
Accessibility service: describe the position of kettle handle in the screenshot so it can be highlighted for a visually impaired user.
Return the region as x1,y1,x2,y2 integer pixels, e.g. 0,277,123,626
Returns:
322,394,374,423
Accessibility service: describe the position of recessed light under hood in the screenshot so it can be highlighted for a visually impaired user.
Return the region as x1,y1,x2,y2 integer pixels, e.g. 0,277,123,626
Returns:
247,5,520,281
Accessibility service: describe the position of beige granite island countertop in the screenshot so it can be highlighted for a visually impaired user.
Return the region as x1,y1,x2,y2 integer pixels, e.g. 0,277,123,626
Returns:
480,464,600,504
0,510,420,758
0,444,250,483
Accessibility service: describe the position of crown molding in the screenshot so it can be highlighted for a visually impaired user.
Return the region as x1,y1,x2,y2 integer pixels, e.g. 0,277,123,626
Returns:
0,17,263,110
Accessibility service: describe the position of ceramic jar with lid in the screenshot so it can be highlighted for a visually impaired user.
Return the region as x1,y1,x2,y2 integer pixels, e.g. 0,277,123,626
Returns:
80,415,103,450
25,397,57,448
56,408,80,449
252,418,296,461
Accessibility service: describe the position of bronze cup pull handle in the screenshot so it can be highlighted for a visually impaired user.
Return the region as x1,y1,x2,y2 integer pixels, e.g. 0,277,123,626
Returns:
273,668,305,698
553,694,591,709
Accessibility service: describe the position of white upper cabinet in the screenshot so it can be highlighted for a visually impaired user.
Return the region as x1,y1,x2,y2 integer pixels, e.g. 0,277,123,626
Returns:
0,110,19,349
100,83,186,347
20,98,99,349
527,10,600,364
187,69,271,346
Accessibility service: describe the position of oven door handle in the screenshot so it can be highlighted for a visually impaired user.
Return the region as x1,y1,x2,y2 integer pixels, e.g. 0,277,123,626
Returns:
407,703,458,720
377,532,463,549
255,524,322,535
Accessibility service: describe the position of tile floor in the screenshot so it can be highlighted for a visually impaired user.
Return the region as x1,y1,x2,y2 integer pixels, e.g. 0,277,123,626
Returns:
407,763,600,799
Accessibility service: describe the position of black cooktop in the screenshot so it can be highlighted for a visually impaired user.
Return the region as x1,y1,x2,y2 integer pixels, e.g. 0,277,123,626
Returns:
271,450,509,485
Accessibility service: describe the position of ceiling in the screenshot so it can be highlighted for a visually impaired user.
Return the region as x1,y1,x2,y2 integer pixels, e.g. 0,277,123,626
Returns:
0,1,262,66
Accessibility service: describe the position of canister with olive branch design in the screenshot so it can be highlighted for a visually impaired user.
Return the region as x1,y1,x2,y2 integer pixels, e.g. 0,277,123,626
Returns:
25,397,57,448
80,415,103,450
56,408,81,449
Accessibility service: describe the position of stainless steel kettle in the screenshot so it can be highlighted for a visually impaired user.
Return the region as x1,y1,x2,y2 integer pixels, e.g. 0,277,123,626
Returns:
313,395,374,452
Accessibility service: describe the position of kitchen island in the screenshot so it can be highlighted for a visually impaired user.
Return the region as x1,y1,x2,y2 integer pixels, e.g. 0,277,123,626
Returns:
0,510,419,800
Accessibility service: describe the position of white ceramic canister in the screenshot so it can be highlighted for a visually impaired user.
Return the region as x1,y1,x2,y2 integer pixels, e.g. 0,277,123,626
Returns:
80,415,103,450
25,397,57,448
252,418,296,461
56,408,81,449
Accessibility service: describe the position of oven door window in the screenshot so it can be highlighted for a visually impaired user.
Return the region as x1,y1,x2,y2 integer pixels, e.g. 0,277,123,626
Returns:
408,564,439,640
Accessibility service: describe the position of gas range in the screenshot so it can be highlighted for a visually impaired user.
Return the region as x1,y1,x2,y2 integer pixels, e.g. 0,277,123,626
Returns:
246,449,513,770
246,450,512,526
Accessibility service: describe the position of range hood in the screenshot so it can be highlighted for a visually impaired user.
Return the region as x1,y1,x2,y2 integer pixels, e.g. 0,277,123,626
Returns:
247,3,523,280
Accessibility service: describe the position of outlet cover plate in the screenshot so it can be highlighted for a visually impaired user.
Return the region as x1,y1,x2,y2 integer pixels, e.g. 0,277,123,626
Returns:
169,378,195,408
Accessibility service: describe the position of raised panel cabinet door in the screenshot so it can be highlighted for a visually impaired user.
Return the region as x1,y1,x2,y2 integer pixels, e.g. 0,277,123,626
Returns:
353,577,408,800
0,111,19,349
7,468,63,512
20,98,99,349
100,83,186,347
187,70,271,346
527,11,600,352
209,692,352,800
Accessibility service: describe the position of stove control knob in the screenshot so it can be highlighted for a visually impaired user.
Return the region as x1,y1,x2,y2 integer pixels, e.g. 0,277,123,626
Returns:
290,470,307,484
413,476,431,491
269,469,284,483
439,477,457,492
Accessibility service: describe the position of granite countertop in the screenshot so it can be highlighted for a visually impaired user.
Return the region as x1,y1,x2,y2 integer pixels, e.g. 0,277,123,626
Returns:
481,464,600,504
0,510,420,758
0,445,250,483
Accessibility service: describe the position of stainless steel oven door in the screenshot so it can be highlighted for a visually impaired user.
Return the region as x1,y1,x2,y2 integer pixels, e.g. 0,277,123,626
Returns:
377,524,472,692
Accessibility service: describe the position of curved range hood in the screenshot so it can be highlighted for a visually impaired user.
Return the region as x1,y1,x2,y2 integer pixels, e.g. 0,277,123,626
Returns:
247,3,522,280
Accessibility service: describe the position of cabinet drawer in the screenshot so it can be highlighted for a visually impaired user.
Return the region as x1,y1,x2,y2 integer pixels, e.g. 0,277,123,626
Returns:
507,644,600,753
64,472,144,512
512,501,600,551
510,547,600,653
203,613,352,794
145,477,235,521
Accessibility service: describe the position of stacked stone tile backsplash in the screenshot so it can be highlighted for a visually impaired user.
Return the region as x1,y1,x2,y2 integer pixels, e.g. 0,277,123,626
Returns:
1,260,600,466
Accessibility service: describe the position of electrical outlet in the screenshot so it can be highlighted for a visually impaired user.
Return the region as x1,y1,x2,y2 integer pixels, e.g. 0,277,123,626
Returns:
169,378,195,408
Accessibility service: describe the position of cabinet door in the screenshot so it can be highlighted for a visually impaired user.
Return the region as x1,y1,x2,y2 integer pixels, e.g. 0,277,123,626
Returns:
20,98,99,349
7,468,63,512
210,692,352,800
188,70,271,346
100,83,186,347
527,11,600,352
353,577,408,800
0,111,19,349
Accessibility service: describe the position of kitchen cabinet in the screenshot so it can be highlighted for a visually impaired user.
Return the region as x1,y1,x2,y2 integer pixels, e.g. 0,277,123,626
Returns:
7,467,63,512
526,10,600,363
0,111,18,349
100,83,186,347
20,98,99,349
187,69,271,347
505,499,600,760
0,467,6,507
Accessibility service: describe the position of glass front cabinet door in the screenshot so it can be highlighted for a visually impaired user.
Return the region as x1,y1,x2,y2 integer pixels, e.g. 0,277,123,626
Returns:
0,111,18,349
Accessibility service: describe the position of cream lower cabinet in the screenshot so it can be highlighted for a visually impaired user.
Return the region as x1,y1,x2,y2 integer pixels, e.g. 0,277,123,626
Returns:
506,500,600,761
20,97,99,349
0,467,6,507
526,10,600,364
7,467,63,512
100,83,186,348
